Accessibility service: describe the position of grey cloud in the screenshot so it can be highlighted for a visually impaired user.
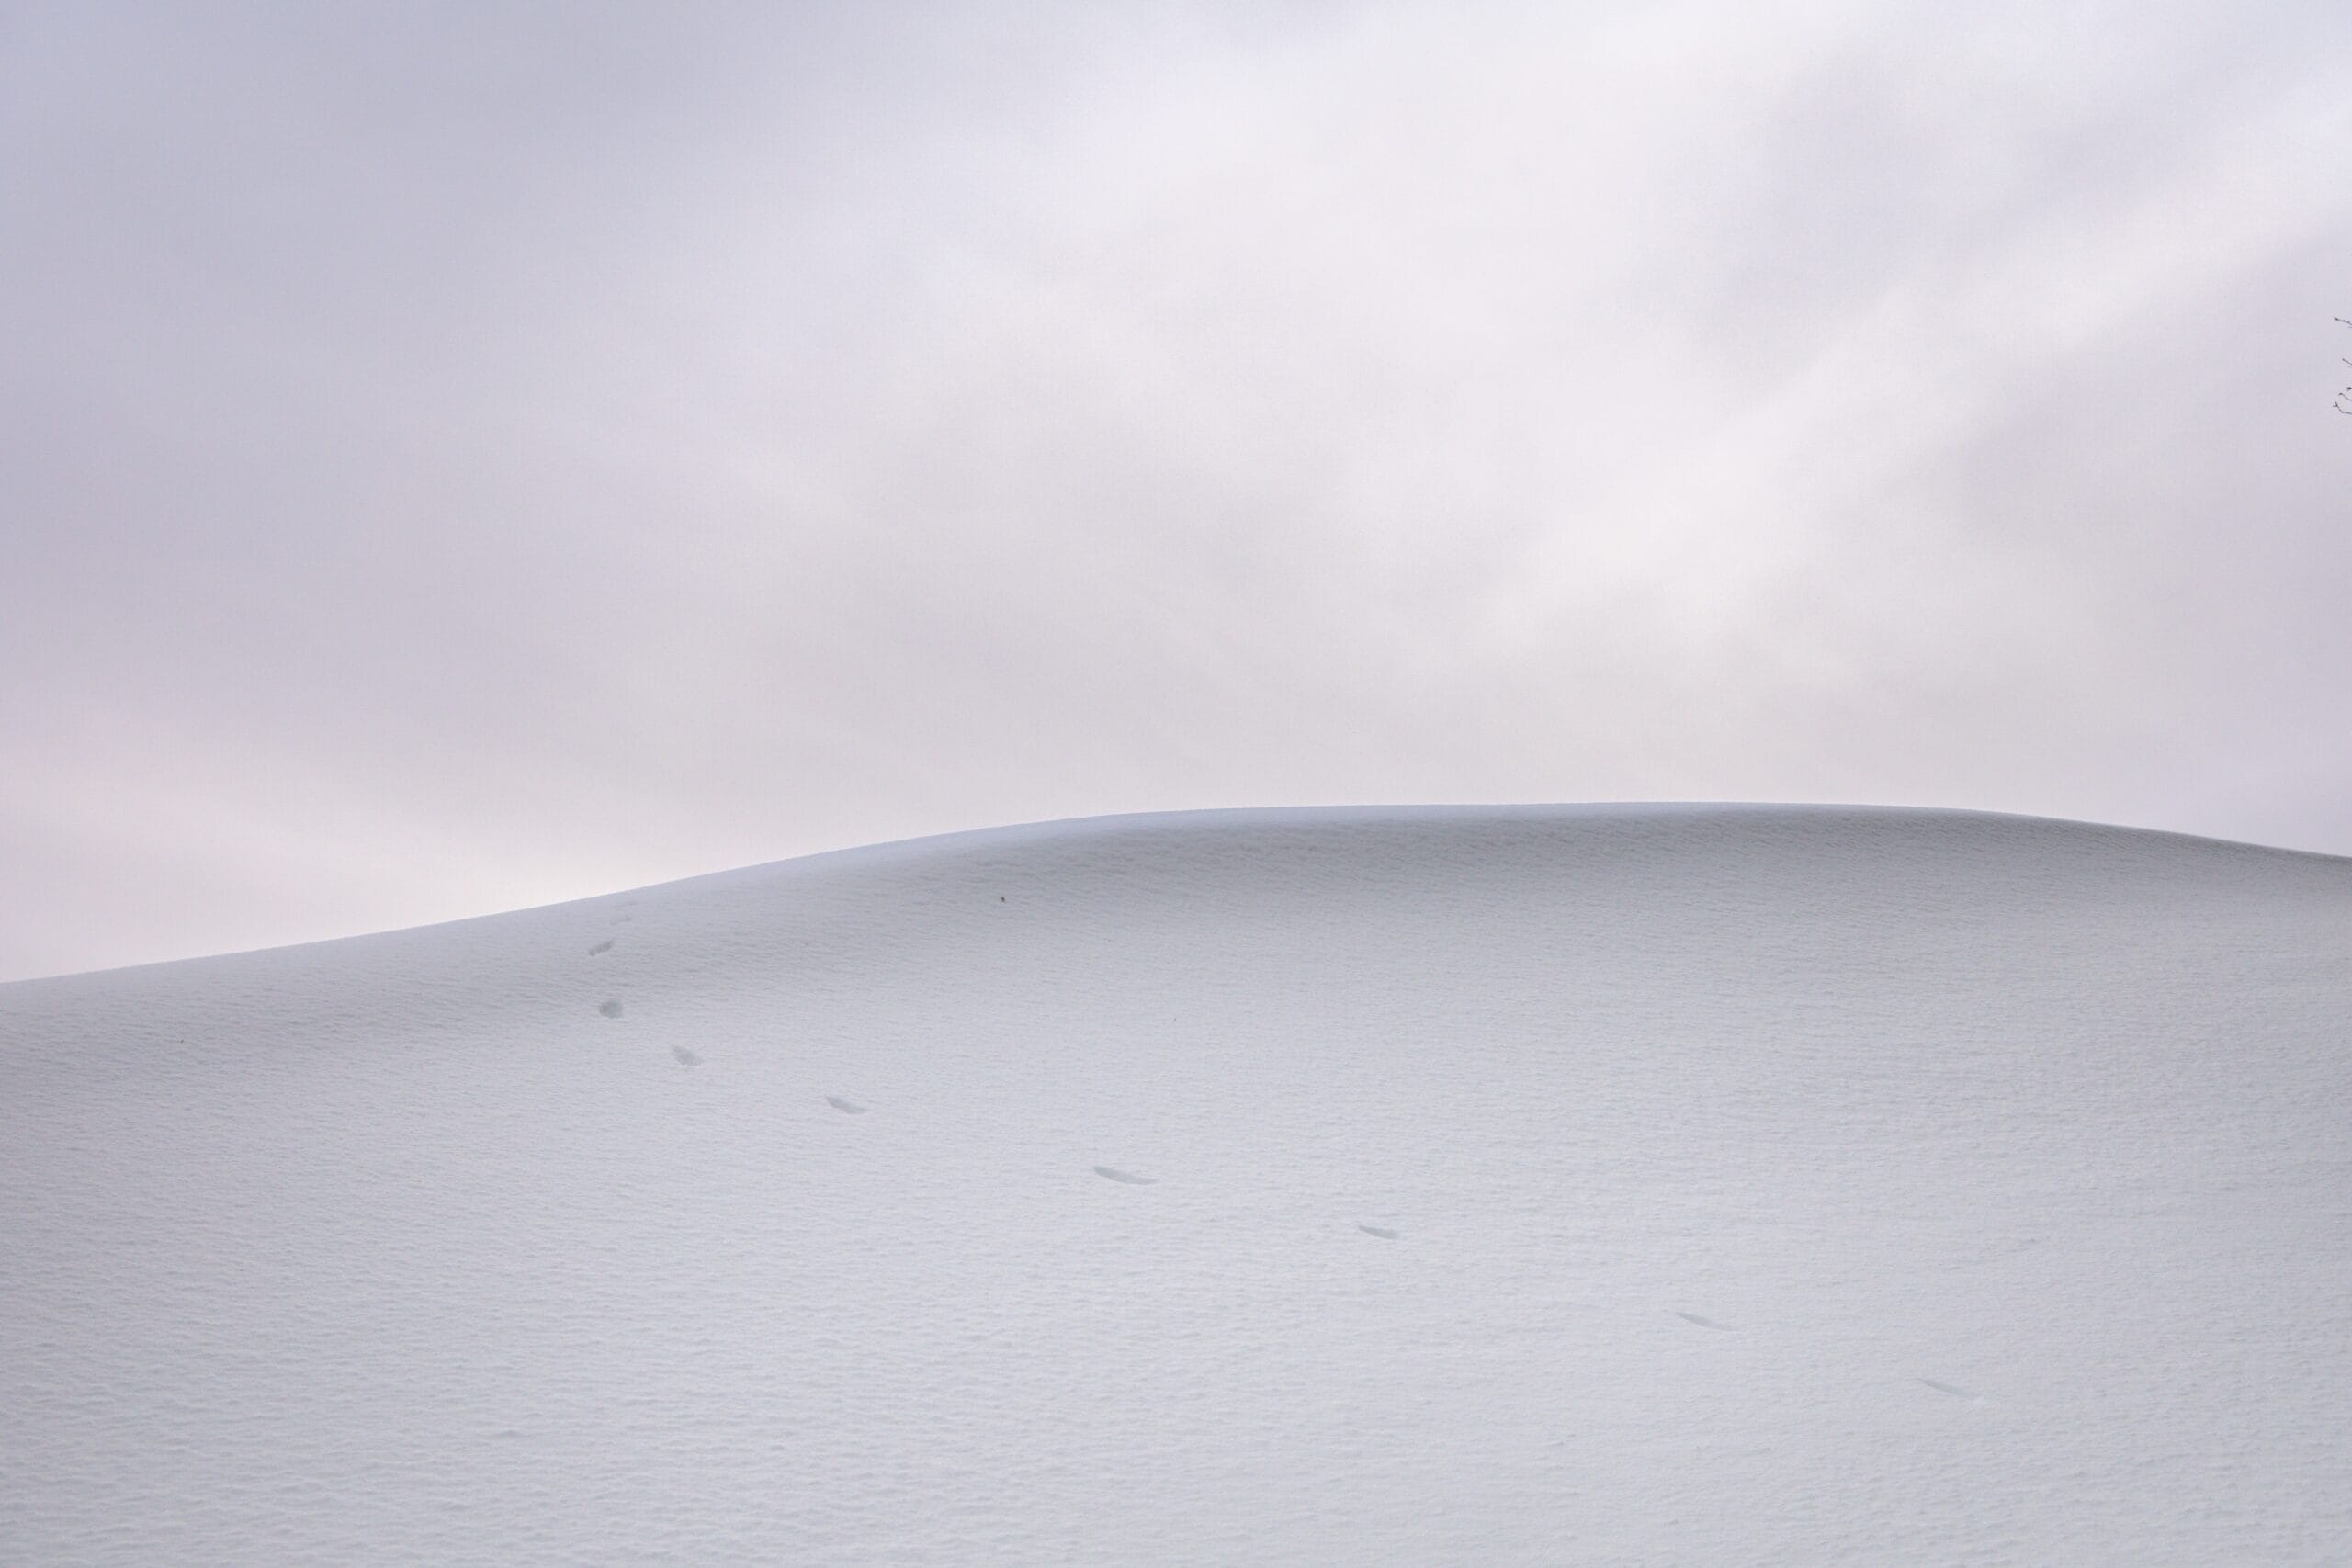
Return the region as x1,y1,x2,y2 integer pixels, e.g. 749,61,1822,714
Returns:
5,0,2349,978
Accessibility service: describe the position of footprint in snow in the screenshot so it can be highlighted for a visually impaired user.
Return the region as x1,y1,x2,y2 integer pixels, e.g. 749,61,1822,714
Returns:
588,940,614,956
597,1000,624,1019
1358,1225,1401,1240
1918,1378,1979,1400
1093,1167,1157,1185
1675,1312,1734,1331
825,1097,867,1114
672,1046,700,1067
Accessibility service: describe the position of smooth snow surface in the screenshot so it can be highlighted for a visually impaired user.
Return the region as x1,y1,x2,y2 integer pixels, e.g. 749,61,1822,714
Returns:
6,806,2350,1564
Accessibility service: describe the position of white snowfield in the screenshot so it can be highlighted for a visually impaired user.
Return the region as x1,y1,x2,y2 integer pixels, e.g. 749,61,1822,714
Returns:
5,805,2349,1565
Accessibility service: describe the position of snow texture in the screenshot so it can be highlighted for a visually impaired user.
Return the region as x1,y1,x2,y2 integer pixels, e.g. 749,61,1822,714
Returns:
4,804,2349,1564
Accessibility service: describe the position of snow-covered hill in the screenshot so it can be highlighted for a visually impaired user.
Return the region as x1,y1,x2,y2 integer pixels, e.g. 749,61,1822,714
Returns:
5,806,2348,1565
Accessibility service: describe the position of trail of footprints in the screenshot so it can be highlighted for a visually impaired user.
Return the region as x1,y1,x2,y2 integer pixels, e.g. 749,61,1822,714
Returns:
581,917,1980,1402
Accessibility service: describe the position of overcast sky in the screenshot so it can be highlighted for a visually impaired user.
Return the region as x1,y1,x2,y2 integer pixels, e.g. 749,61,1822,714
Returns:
4,0,2348,980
